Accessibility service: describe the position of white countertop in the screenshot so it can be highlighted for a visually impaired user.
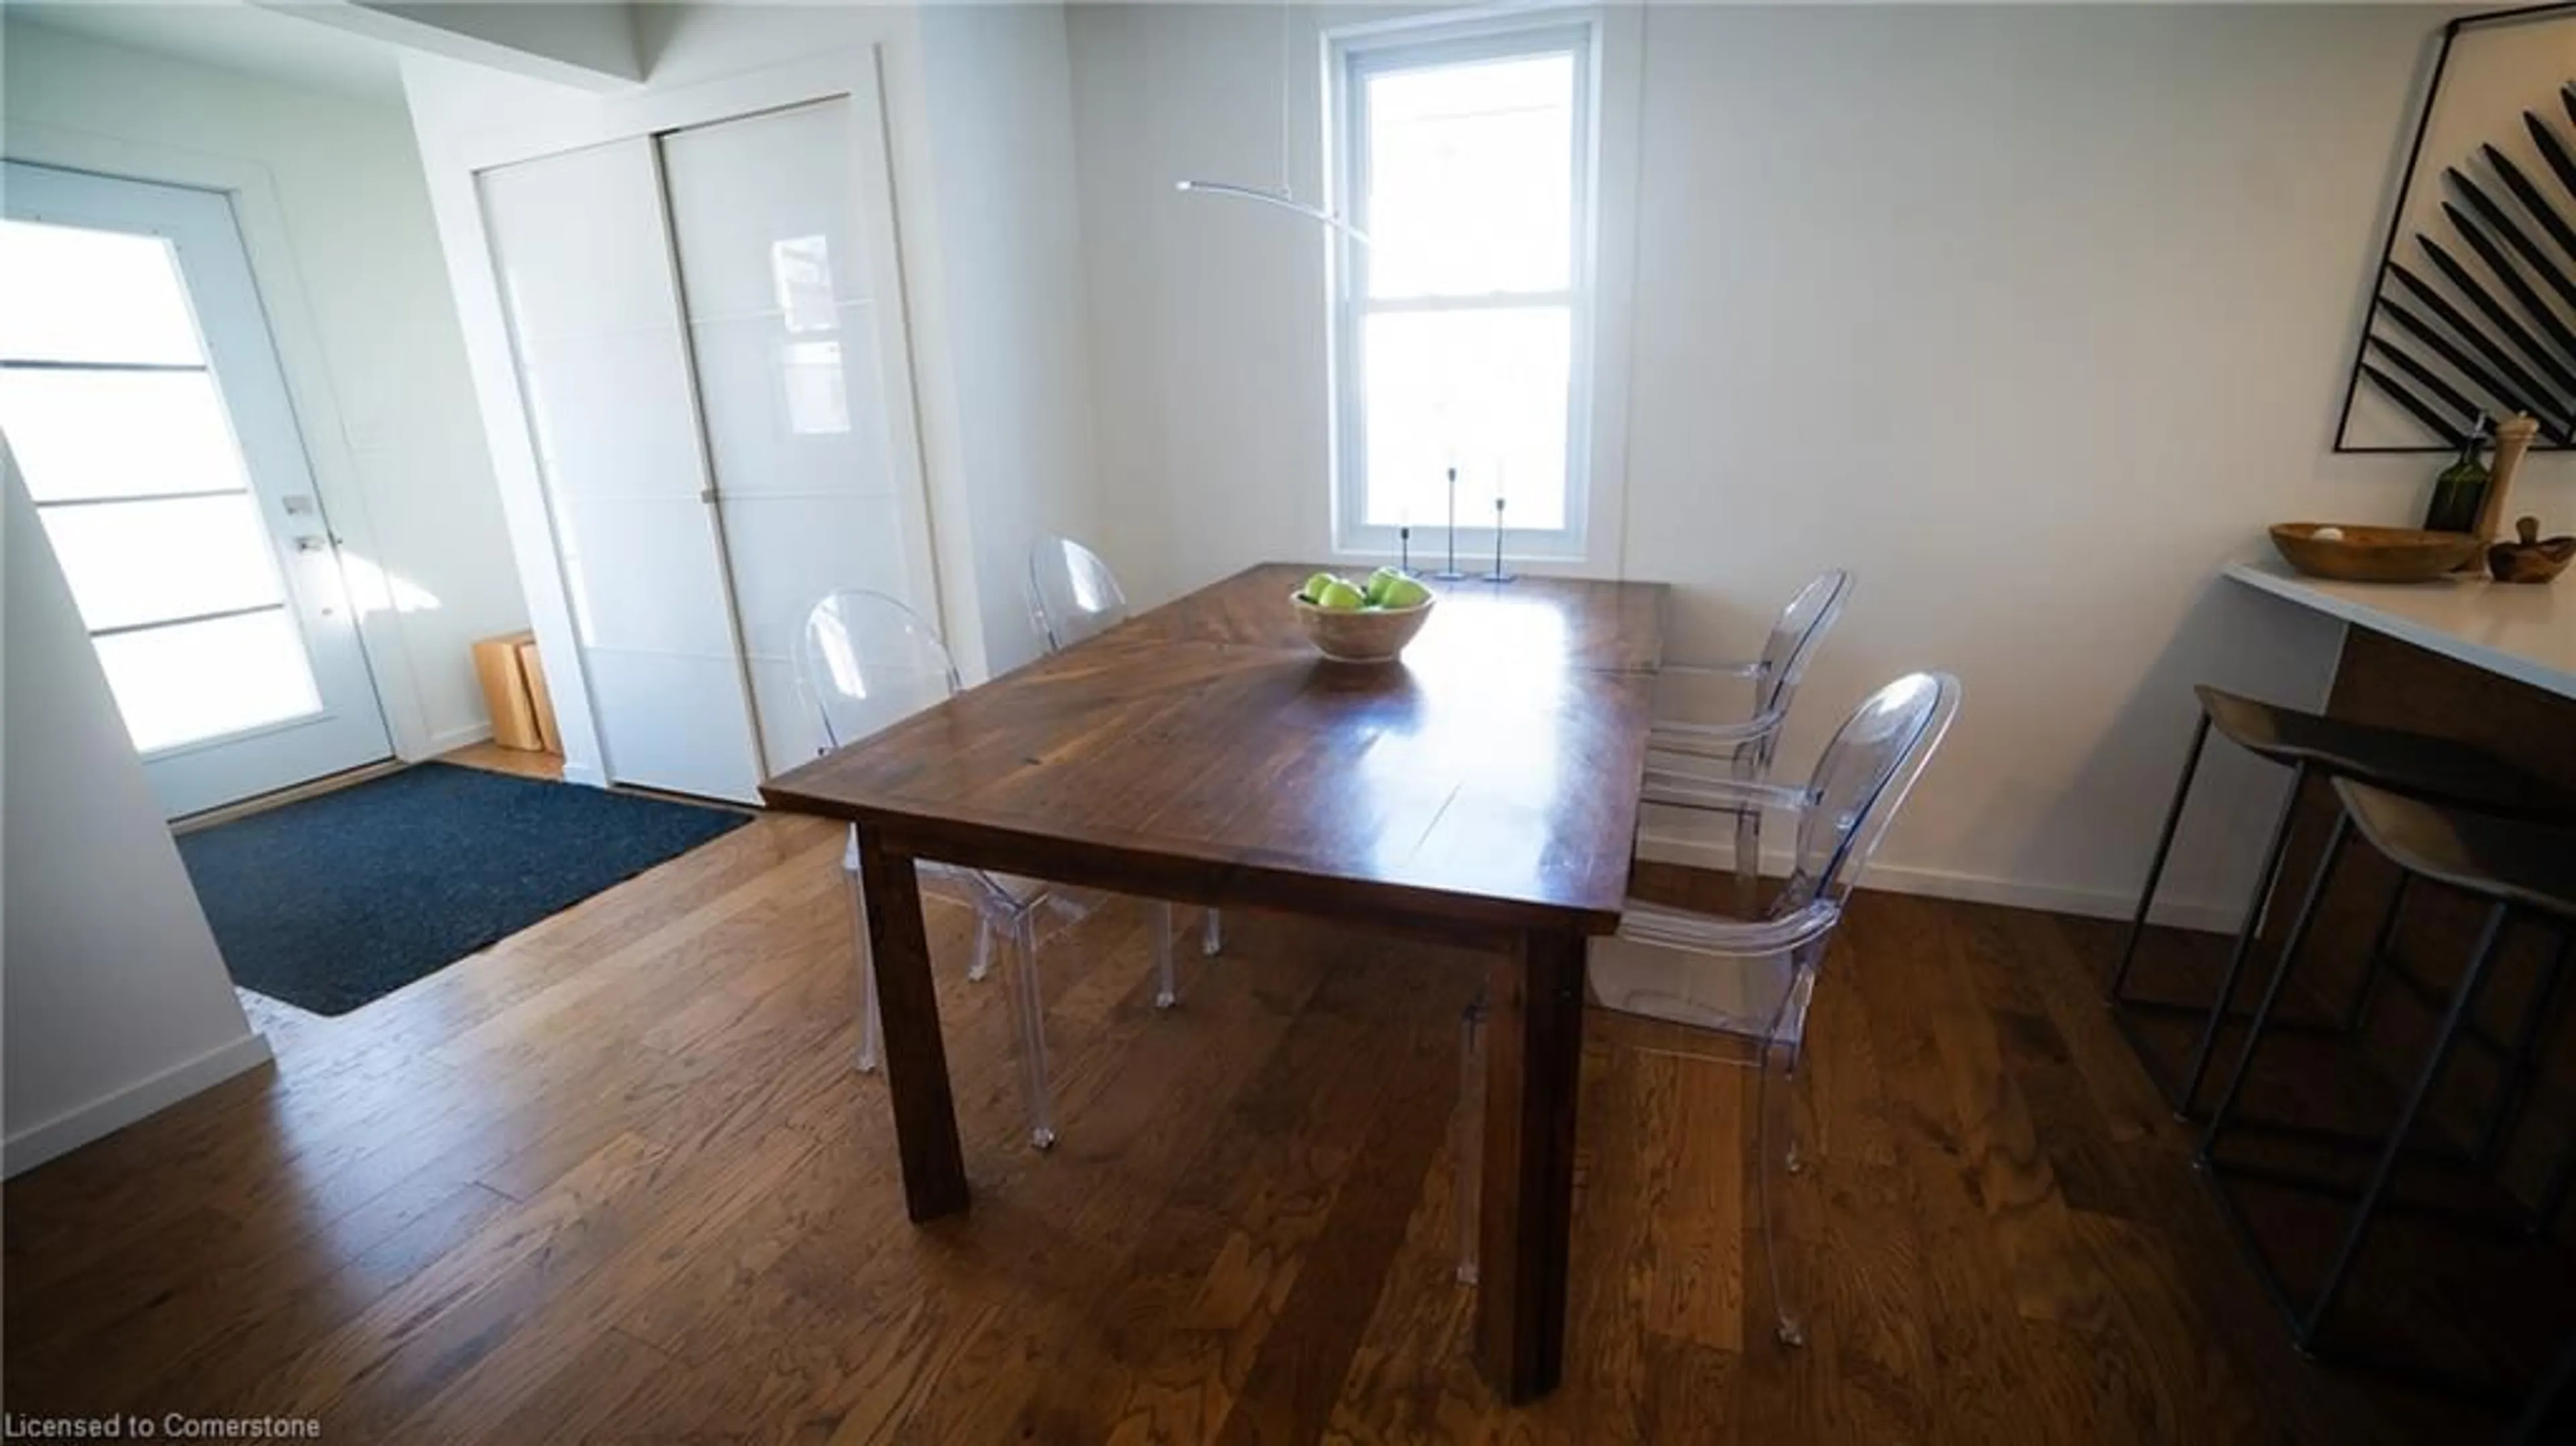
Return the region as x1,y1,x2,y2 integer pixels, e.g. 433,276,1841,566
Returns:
2224,556,2575,702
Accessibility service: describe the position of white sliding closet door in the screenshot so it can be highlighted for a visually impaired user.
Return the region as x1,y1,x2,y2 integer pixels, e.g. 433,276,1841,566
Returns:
658,99,940,774
478,141,763,802
476,86,938,803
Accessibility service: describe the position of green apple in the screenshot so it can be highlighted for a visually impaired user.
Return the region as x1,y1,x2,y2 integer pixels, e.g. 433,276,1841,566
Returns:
1364,566,1407,604
1377,575,1433,609
1299,570,1341,604
1313,579,1366,610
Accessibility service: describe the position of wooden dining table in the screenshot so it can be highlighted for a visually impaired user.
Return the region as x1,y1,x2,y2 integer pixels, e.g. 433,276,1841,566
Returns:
760,561,1667,1402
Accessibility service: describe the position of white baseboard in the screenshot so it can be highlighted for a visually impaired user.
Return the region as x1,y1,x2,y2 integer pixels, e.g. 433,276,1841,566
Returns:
1634,833,2239,935
1857,859,2238,934
560,759,607,788
3,1030,274,1178
419,721,495,758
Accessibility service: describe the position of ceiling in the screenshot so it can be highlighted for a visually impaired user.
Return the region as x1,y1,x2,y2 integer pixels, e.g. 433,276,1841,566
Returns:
9,3,409,102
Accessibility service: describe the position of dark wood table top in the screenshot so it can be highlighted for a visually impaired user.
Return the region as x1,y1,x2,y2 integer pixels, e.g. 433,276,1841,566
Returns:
762,563,1668,934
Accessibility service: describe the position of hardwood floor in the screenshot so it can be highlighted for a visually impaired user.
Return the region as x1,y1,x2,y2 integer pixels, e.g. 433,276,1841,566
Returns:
439,738,570,784
2,810,2493,1441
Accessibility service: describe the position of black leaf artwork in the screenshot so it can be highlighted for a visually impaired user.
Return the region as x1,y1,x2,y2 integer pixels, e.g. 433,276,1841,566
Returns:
2335,4,2576,452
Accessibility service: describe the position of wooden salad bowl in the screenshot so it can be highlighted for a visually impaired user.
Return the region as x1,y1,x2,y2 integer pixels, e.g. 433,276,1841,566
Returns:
2269,523,2482,583
1290,592,1436,663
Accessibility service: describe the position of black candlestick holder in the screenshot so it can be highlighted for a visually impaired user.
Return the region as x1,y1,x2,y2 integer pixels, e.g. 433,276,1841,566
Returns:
1432,466,1468,581
1485,497,1515,583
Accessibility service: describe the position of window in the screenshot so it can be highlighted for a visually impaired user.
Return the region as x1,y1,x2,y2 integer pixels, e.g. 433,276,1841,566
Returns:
1332,18,1597,560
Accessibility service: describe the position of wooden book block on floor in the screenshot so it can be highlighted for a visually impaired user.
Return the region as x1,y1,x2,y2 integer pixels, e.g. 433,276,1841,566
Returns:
517,638,562,755
474,630,548,753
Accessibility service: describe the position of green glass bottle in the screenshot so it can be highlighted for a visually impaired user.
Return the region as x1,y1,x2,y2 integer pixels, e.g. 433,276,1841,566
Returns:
2423,415,2491,535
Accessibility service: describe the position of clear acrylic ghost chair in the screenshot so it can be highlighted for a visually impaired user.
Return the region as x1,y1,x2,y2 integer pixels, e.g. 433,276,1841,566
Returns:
1459,671,1960,1350
1026,535,1225,964
800,589,1173,1150
1642,570,1853,911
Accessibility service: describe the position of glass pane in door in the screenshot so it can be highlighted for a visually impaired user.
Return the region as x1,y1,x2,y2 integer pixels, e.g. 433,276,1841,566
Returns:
0,368,252,500
93,612,323,753
38,493,285,630
0,216,323,756
0,219,206,365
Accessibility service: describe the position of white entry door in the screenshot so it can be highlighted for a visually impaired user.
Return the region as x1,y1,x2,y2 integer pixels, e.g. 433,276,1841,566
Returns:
0,162,390,819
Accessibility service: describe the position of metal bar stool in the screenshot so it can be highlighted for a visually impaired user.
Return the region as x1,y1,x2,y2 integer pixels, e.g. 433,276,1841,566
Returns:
2108,685,2575,1117
2198,780,2576,1382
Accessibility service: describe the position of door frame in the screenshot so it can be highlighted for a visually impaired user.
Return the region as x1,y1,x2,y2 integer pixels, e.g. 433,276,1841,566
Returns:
413,46,955,793
1,161,395,818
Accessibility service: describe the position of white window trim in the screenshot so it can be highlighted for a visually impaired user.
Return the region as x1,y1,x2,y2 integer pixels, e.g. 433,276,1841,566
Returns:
1325,7,1628,569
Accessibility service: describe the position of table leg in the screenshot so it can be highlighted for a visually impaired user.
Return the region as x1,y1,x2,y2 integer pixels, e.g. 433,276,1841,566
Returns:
1474,926,1587,1402
854,826,969,1221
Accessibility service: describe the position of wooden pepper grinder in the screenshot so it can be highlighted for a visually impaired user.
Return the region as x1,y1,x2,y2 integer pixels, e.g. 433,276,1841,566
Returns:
2459,412,2540,571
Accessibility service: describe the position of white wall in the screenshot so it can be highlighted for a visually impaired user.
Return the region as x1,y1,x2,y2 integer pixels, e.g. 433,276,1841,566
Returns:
1065,3,2574,926
3,19,530,760
1069,1,1334,602
3,459,272,1177
916,1,1105,674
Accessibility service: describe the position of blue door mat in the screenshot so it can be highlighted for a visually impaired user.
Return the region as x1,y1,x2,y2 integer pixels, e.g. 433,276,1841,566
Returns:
176,761,753,1016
